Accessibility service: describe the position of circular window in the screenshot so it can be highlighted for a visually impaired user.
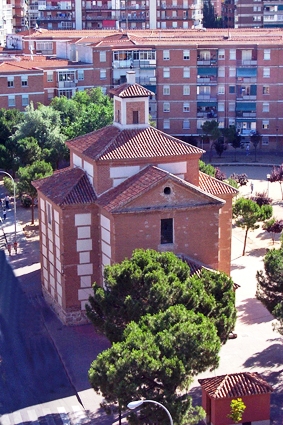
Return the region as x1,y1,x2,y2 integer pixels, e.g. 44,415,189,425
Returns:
164,187,171,195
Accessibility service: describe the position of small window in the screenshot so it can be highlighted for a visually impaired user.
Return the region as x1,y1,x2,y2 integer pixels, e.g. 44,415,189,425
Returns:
183,85,190,95
100,51,106,62
22,94,29,107
262,136,269,145
218,67,225,78
229,67,236,77
229,49,236,60
183,67,190,78
229,85,235,94
163,102,170,112
183,119,190,129
218,49,225,59
263,102,269,112
47,71,53,82
262,120,269,129
218,85,225,94
183,49,190,60
8,95,15,107
7,77,14,88
163,119,170,129
21,76,28,87
263,85,270,94
161,218,173,244
164,187,171,195
133,111,139,124
163,85,170,95
163,67,170,78
264,49,271,60
47,202,52,225
100,69,106,79
218,102,224,112
163,49,170,60
263,67,270,78
78,70,84,81
229,102,235,111
183,102,190,112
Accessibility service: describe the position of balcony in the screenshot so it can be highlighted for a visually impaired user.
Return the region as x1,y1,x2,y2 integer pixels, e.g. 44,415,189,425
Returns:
237,59,257,66
197,59,217,65
112,59,156,69
197,95,217,102
197,76,217,84
57,80,76,88
39,15,72,20
236,111,256,118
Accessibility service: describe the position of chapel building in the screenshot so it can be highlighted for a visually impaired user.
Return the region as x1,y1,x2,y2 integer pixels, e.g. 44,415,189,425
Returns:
33,71,237,325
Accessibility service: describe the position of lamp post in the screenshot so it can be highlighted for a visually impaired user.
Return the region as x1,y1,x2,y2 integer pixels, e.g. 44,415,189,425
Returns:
267,173,271,198
127,399,173,425
0,171,17,242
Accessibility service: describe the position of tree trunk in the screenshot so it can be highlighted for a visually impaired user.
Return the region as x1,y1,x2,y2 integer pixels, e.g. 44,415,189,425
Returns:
31,198,35,225
119,408,122,425
243,228,249,256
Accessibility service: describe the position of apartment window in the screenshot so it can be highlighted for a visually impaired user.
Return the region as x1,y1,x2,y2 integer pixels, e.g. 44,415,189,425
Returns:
36,41,53,51
100,51,106,62
7,77,14,88
229,85,235,94
163,49,170,60
47,202,52,225
21,76,28,87
172,22,177,28
230,49,236,60
229,67,236,77
47,89,54,100
183,67,190,78
8,95,15,107
262,136,269,145
253,6,261,11
253,16,261,21
100,69,106,79
183,102,190,112
218,49,225,60
183,85,190,95
163,85,170,95
163,67,170,78
262,120,269,129
229,102,235,112
218,67,225,78
133,111,139,124
161,218,173,244
263,85,270,94
218,102,224,112
47,71,53,82
263,67,270,78
183,119,190,129
163,102,170,112
78,70,84,81
183,49,190,60
218,85,225,94
264,49,271,60
22,94,29,107
263,103,269,112
218,121,224,128
163,119,170,129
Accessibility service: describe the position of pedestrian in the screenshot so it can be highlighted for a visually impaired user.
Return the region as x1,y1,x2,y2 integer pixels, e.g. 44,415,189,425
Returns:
246,144,250,156
250,182,254,194
13,241,18,254
3,209,6,221
5,195,10,210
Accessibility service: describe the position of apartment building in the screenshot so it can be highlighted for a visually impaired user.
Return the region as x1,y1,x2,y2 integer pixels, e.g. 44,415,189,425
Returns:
0,0,13,47
234,0,283,28
4,28,283,150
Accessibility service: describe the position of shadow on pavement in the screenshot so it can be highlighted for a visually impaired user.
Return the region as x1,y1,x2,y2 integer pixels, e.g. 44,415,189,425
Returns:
237,297,273,325
243,343,283,369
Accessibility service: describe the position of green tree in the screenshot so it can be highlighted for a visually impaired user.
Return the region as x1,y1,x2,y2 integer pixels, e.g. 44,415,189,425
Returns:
199,160,216,177
17,160,53,224
89,305,219,425
0,108,23,145
201,120,222,161
12,103,68,169
86,249,236,344
202,0,216,28
233,197,273,255
250,131,261,162
256,246,283,335
223,126,241,162
262,218,283,244
227,398,246,423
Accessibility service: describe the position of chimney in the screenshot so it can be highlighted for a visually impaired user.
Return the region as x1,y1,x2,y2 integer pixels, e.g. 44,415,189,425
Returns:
126,70,136,85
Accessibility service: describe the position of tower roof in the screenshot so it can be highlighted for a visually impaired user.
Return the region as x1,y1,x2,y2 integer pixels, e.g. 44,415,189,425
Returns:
109,83,155,98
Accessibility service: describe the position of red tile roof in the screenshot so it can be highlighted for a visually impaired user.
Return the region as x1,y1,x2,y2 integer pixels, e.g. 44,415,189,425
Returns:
199,372,273,399
199,171,238,196
109,83,154,98
97,165,223,213
33,167,96,206
67,125,204,161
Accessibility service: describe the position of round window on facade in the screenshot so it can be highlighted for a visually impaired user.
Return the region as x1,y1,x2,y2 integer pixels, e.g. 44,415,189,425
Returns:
164,187,171,195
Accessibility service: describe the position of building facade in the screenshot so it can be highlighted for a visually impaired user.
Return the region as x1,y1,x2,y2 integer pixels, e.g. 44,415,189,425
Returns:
13,28,283,150
33,73,237,324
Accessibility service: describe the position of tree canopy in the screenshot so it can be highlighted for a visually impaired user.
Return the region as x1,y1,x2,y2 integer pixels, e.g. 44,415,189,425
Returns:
233,197,273,255
89,305,219,425
256,245,283,335
86,249,236,344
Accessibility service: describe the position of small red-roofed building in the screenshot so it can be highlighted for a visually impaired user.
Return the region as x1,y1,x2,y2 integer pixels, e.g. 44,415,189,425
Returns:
33,71,237,324
199,372,273,425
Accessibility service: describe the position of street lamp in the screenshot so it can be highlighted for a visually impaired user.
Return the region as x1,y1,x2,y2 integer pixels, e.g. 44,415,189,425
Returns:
0,170,17,242
267,173,271,198
127,399,173,425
